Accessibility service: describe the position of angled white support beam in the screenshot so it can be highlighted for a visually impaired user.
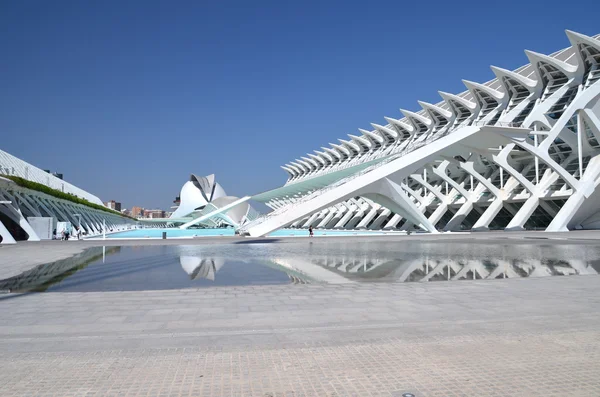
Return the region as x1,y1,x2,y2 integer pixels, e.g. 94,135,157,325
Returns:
0,218,17,244
179,197,251,229
13,192,42,217
410,174,451,226
547,154,600,231
0,193,40,241
363,178,438,233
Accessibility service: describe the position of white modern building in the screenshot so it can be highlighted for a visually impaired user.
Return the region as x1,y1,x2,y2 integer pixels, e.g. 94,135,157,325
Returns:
0,149,134,244
233,30,600,237
168,174,258,229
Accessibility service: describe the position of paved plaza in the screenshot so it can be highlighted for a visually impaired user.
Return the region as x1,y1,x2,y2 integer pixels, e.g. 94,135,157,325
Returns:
1,233,600,396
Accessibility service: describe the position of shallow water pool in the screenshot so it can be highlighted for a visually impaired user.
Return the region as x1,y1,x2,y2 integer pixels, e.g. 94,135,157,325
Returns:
101,228,406,239
2,239,599,293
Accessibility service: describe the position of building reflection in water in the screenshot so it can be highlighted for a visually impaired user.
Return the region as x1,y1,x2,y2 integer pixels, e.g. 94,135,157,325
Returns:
178,252,600,284
307,255,600,282
0,246,121,292
180,256,224,281
179,256,311,284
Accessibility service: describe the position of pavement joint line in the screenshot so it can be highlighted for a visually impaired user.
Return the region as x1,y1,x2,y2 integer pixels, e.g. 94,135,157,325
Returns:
0,311,593,343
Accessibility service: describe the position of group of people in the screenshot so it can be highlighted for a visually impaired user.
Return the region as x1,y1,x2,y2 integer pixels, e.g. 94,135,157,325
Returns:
53,227,86,241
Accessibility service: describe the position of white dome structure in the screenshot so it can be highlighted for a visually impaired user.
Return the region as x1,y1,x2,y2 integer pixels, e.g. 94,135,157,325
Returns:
170,174,258,228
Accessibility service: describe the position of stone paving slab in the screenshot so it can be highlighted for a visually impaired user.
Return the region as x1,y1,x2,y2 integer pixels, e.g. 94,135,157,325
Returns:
1,275,600,395
2,330,599,397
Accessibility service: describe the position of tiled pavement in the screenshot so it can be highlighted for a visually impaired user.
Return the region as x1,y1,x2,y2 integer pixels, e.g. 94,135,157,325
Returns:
1,275,600,396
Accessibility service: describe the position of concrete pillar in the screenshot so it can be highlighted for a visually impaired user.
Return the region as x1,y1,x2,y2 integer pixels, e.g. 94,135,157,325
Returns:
368,208,391,229
356,206,379,229
334,209,356,229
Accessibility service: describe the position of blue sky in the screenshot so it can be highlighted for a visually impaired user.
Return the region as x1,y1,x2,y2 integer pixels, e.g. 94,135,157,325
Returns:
1,0,598,210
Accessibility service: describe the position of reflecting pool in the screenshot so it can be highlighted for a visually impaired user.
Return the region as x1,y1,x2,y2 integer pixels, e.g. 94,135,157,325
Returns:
101,228,405,239
1,240,599,292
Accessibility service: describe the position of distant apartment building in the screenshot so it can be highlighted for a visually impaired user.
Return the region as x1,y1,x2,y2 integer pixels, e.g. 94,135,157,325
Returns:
130,206,144,218
145,209,165,219
104,200,122,211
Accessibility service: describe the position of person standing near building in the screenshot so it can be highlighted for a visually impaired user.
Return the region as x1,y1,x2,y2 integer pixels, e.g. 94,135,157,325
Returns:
309,226,314,237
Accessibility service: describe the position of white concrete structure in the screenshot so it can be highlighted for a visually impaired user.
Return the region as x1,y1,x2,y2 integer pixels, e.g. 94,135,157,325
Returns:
0,150,134,244
239,30,600,237
170,174,258,229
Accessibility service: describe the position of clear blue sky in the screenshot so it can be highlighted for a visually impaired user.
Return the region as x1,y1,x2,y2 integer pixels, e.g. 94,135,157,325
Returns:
1,0,598,211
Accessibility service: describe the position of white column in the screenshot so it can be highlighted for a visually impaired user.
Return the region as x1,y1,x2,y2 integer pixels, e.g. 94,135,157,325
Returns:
497,145,504,189
534,128,539,185
577,111,584,179
383,213,403,229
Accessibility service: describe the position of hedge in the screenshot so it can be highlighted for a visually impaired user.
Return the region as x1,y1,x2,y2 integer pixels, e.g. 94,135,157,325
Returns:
0,174,136,220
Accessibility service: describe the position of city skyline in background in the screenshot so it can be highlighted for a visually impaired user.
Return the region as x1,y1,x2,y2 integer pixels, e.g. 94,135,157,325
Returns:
2,0,599,210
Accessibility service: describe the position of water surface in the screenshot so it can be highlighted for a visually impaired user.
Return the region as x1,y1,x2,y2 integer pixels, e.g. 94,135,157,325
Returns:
1,240,598,292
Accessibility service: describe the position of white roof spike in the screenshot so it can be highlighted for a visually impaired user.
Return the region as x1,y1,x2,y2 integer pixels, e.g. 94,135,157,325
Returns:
293,160,310,172
462,79,505,100
339,139,361,154
438,91,476,110
384,116,414,133
286,163,301,174
369,123,398,139
490,65,538,87
400,108,432,127
490,65,540,97
290,161,308,173
417,100,453,119
323,146,342,159
400,108,432,134
359,128,385,143
315,150,333,163
524,50,583,84
524,49,579,75
348,134,372,150
331,143,351,157
307,153,326,166
564,30,600,74
565,30,600,50
280,165,296,177
301,156,319,169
